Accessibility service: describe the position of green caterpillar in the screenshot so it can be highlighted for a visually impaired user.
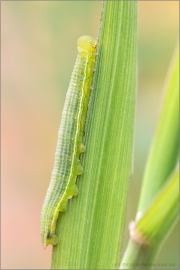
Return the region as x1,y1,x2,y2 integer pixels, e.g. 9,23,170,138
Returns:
40,36,97,248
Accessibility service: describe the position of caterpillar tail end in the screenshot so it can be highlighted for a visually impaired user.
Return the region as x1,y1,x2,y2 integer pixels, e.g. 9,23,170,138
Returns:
43,234,58,249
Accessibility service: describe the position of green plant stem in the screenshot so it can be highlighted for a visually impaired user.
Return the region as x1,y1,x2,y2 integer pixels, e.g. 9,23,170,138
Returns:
136,168,179,243
120,167,179,269
52,1,137,269
120,44,179,269
137,45,179,214
120,240,159,269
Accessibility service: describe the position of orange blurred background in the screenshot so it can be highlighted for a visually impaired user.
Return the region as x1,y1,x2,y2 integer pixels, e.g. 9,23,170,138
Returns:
1,2,179,269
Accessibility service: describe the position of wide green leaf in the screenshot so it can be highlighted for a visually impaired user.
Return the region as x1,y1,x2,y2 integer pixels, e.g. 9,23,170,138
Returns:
52,1,137,268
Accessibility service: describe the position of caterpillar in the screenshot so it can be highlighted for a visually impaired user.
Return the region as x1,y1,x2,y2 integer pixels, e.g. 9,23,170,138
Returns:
40,36,97,248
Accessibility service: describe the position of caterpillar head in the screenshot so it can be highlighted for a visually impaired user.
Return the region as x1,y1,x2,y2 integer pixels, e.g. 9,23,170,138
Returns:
77,36,97,53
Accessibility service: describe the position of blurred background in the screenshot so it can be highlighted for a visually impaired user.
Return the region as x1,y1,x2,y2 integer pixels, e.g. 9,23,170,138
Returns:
1,1,179,269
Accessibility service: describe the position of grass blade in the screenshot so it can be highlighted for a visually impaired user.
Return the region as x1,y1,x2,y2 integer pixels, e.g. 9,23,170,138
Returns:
52,1,137,268
138,45,179,214
120,44,179,269
120,167,179,269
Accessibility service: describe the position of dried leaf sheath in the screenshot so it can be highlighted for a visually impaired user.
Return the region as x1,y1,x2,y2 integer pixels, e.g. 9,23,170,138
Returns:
40,36,97,247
